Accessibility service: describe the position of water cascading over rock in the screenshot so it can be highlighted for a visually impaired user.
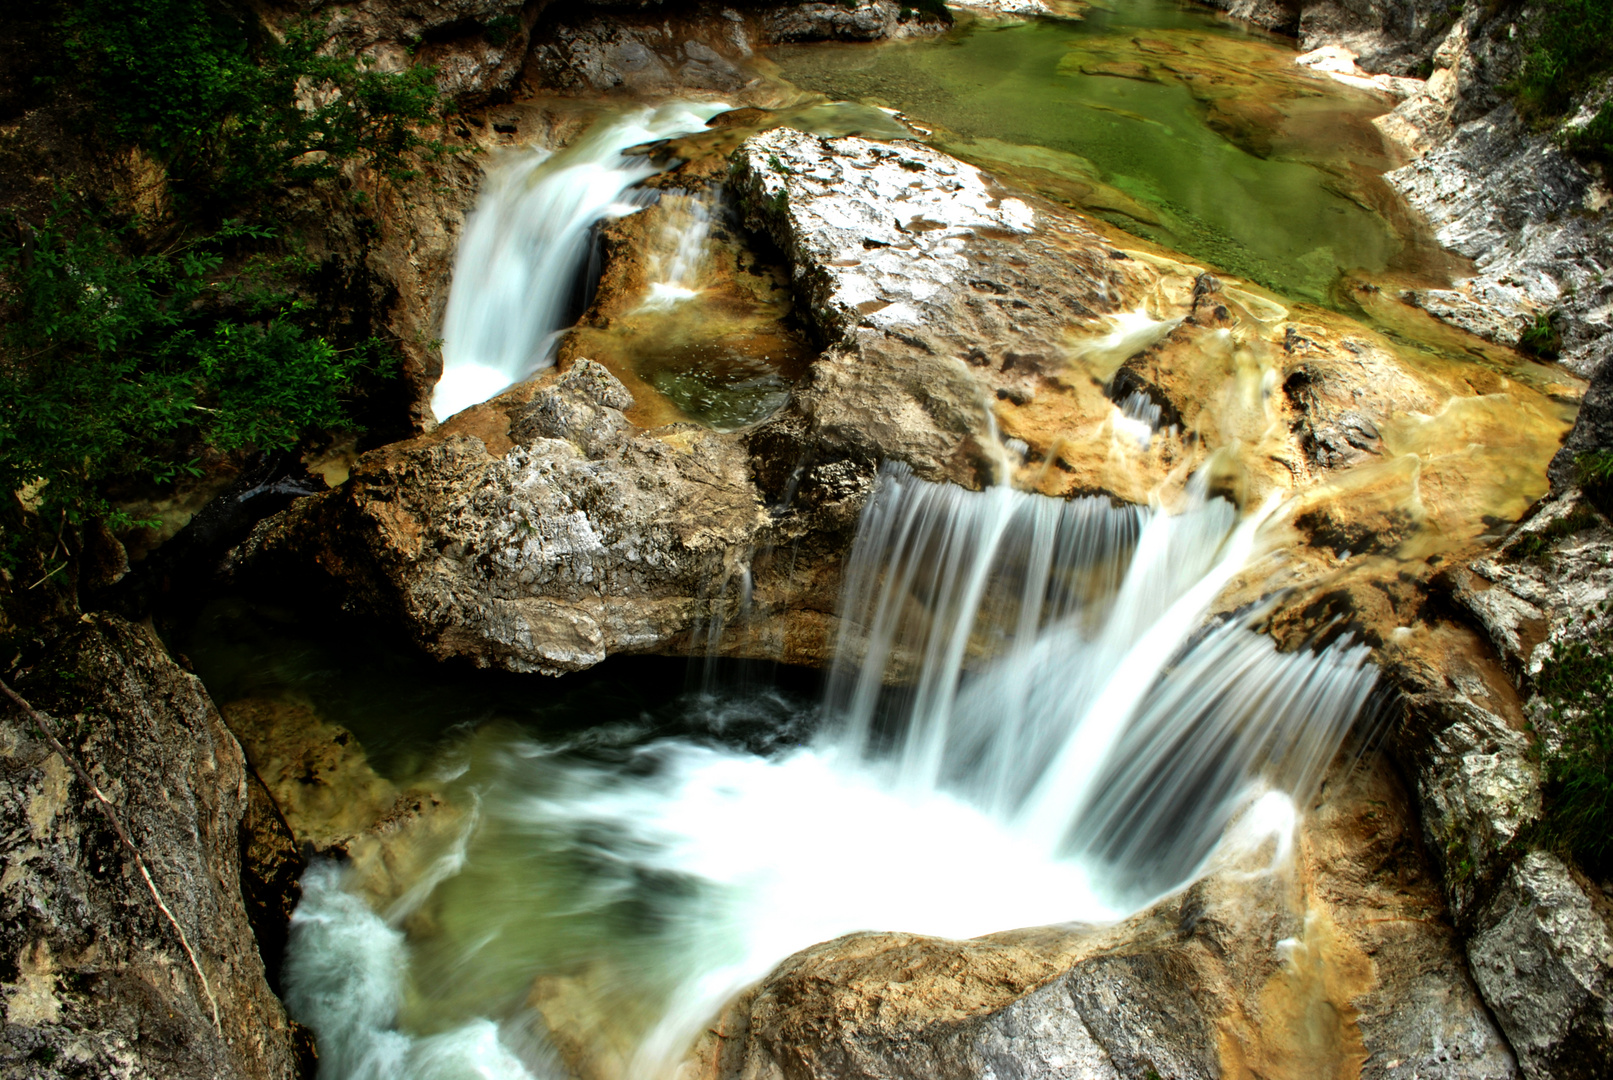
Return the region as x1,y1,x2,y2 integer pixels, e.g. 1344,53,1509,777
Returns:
279,462,1383,1079
826,464,1381,906
432,102,728,421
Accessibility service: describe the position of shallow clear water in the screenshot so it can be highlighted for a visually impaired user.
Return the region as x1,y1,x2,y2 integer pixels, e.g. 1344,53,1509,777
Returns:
770,0,1433,302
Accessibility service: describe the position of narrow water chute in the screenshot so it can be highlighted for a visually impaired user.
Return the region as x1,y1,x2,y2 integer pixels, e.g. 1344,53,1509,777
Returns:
432,102,729,421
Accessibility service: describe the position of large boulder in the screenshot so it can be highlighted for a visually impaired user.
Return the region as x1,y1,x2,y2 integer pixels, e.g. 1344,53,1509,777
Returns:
0,615,305,1080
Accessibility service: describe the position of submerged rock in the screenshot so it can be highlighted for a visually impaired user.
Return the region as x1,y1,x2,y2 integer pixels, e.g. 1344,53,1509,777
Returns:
0,616,304,1080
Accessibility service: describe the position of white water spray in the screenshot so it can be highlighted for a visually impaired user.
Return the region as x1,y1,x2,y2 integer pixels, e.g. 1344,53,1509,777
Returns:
432,102,729,421
284,467,1379,1078
637,189,717,311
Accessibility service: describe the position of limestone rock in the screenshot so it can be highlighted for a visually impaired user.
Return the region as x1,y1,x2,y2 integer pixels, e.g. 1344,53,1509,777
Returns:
1386,107,1612,375
1468,852,1613,1080
228,358,868,674
0,615,302,1080
288,0,534,101
731,127,1137,488
760,1,947,43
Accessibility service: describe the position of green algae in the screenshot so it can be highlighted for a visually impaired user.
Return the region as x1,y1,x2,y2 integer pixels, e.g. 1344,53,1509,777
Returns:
769,0,1434,303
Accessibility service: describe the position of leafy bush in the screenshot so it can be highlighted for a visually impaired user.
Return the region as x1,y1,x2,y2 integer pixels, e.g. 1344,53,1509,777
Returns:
1510,0,1613,168
1565,101,1613,169
1532,600,1613,877
0,198,387,536
0,1,452,559
62,0,451,208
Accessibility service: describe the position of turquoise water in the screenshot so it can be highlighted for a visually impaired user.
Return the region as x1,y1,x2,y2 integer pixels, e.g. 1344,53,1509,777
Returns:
771,0,1426,301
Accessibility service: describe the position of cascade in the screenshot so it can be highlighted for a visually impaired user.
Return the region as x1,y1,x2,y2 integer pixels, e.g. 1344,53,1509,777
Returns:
281,464,1380,1079
431,102,729,421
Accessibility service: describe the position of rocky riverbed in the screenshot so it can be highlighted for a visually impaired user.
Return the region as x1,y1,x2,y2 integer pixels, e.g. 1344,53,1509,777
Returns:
4,1,1612,1078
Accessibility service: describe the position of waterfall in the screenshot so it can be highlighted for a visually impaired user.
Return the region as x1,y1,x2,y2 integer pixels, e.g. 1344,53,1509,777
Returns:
281,467,1380,1079
826,464,1378,905
431,102,729,421
637,189,716,311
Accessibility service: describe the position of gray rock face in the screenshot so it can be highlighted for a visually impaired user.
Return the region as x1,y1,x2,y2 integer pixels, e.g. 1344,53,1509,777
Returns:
291,0,534,100
1468,851,1613,1080
1296,0,1460,74
526,7,760,96
0,615,303,1080
761,0,944,43
524,1,946,96
1386,105,1613,376
1551,355,1613,491
731,128,1132,485
231,359,872,674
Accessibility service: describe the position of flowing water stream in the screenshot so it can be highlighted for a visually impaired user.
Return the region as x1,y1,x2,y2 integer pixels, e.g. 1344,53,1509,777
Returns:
193,468,1379,1079
222,4,1518,1077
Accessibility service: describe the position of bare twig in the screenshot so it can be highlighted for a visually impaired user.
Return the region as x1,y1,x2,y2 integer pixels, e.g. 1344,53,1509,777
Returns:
26,563,66,590
0,676,222,1034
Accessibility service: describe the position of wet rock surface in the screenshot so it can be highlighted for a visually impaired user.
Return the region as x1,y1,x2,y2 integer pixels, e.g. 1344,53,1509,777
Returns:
0,616,303,1080
694,756,1517,1080
523,1,946,98
232,358,867,673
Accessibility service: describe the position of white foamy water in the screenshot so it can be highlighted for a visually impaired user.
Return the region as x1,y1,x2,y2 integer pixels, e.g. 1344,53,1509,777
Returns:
283,466,1379,1079
432,102,729,421
636,189,717,312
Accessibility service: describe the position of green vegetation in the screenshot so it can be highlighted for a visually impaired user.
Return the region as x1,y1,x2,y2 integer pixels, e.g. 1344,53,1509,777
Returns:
1518,311,1562,361
62,0,450,208
1532,599,1613,877
1,200,388,534
1565,102,1613,169
2,1,448,557
1513,0,1613,118
1503,500,1598,564
1578,449,1613,489
1512,0,1613,165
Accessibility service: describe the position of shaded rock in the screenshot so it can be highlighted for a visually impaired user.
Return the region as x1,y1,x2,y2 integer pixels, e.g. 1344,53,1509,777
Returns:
1467,852,1613,1080
239,772,304,995
289,0,535,101
761,0,947,43
221,697,466,912
0,615,302,1080
523,1,946,98
1550,355,1613,493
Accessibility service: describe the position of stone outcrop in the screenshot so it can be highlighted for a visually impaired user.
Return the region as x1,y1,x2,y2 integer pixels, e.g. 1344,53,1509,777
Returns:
0,615,305,1080
1209,1,1612,378
283,0,537,101
1230,4,1613,1076
693,755,1517,1080
522,1,947,98
230,357,869,673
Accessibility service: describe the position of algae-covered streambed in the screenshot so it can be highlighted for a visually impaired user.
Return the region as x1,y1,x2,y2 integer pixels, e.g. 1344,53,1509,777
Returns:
771,0,1449,303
